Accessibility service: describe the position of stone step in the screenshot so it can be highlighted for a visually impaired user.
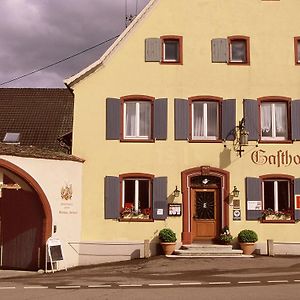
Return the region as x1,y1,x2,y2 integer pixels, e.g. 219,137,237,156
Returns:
181,244,234,251
170,243,250,258
174,249,243,255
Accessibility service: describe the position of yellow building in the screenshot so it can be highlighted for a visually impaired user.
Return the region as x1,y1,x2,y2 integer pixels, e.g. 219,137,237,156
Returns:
65,0,300,263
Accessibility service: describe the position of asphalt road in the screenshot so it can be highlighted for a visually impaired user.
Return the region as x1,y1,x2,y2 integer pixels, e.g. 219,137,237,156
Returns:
1,255,300,299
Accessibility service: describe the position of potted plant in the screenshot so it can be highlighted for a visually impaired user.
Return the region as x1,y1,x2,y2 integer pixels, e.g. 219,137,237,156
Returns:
218,226,233,245
159,228,177,255
238,229,258,255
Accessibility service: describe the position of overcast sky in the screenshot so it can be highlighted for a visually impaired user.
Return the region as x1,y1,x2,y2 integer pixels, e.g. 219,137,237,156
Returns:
0,0,150,88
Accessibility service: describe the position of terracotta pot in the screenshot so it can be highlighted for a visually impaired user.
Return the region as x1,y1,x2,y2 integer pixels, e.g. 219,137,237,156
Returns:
160,242,176,255
240,242,256,255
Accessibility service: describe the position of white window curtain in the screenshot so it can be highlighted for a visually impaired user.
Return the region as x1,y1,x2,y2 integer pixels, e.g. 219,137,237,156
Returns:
125,101,151,138
193,102,204,137
261,102,287,138
139,102,151,137
193,102,218,138
275,103,287,136
207,102,218,136
261,103,271,134
125,102,137,137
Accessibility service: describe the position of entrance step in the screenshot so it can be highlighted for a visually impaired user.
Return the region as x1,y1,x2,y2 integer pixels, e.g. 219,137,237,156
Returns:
169,244,253,258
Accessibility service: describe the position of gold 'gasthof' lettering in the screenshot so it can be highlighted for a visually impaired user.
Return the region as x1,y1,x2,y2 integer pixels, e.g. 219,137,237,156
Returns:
251,149,300,167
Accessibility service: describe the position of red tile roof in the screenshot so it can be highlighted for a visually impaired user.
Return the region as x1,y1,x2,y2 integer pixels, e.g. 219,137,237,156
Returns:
0,88,73,152
0,143,84,162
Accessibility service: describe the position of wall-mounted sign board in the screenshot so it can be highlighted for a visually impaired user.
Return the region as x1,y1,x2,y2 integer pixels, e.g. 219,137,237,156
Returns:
233,209,241,221
168,203,182,216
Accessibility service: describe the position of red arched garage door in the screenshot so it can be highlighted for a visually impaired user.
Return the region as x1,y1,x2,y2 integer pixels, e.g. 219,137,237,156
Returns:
0,160,52,271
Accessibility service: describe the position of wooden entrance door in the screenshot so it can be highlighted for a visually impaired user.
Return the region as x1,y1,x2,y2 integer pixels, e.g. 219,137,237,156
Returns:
191,188,219,241
0,176,45,271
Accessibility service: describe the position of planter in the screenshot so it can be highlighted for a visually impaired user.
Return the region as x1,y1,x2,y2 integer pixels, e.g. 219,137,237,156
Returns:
264,214,291,221
240,242,256,255
160,242,176,255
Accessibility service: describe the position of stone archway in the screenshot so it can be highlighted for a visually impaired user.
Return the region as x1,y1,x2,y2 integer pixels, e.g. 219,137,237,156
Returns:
0,159,52,270
181,166,230,244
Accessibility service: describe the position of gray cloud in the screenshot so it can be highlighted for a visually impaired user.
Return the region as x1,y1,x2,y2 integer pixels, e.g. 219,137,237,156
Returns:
0,0,150,87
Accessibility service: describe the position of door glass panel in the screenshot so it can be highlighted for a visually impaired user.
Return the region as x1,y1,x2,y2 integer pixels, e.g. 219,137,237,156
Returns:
195,191,215,220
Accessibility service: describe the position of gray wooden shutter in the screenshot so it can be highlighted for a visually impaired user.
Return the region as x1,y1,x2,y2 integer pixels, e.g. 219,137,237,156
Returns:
145,38,161,62
154,98,168,140
211,38,228,63
175,98,189,140
244,99,259,141
153,177,167,220
294,178,300,220
246,177,262,220
222,99,236,141
106,98,120,140
291,100,300,141
105,176,120,219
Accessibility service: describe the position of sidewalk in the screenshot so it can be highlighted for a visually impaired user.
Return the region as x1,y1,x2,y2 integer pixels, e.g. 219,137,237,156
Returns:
0,270,37,279
1,255,300,280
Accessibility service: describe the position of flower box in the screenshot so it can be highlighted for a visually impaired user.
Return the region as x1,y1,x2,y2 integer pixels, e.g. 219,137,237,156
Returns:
262,209,292,221
264,214,291,221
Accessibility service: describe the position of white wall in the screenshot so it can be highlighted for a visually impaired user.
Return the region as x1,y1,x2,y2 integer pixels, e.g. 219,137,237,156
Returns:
0,155,83,268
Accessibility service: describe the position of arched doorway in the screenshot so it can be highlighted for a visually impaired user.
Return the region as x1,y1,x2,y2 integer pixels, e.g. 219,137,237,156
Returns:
0,160,52,270
181,166,230,244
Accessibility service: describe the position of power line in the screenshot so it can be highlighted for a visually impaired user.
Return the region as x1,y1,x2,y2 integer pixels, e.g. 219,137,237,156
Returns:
0,34,120,86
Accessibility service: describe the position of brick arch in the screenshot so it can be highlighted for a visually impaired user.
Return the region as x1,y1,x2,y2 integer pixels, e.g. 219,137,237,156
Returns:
0,158,52,242
181,166,230,244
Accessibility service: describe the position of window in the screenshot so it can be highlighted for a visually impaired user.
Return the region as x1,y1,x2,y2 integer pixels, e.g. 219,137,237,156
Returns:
161,36,183,64
122,97,153,140
191,100,220,140
294,37,300,65
228,36,250,64
262,178,293,220
260,100,289,141
121,177,152,220
3,132,20,144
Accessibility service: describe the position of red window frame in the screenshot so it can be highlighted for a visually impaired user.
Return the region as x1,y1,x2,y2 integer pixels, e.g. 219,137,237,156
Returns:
120,95,154,142
119,173,154,222
258,96,291,143
294,37,300,65
188,96,222,143
228,36,250,65
161,35,183,65
260,174,295,223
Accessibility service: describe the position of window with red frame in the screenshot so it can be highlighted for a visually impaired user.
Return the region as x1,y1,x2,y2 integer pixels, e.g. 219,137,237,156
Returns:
123,100,152,140
191,100,219,140
121,178,152,219
161,36,182,64
228,36,250,64
262,178,293,220
260,101,288,141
